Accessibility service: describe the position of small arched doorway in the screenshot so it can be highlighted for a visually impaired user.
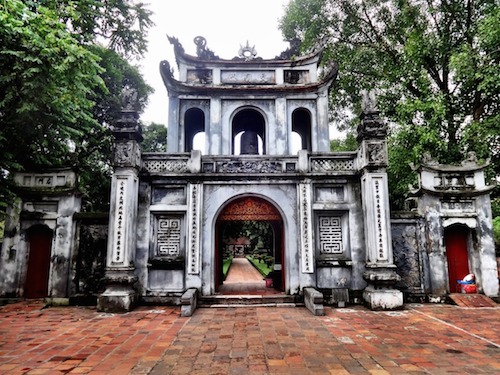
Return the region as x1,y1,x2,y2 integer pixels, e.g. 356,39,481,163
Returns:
444,224,471,293
215,196,284,294
25,225,53,298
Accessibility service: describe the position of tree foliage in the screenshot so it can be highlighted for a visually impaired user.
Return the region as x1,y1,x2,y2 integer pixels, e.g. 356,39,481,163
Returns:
0,0,153,212
142,123,168,153
280,0,499,208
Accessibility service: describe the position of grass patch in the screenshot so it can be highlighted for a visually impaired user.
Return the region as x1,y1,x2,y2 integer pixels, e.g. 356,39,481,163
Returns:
246,255,272,278
222,257,233,280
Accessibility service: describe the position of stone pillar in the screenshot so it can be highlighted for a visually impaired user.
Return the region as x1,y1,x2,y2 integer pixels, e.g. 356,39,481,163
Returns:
357,90,403,310
98,86,143,312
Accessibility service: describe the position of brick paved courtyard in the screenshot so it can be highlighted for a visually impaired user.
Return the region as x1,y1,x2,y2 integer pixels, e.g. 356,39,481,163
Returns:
0,301,498,374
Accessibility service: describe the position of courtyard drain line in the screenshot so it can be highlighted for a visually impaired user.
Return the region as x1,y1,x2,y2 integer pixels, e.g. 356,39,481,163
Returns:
408,307,500,348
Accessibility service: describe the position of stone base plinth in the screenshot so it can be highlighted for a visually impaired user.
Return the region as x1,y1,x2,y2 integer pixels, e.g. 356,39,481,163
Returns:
363,286,403,310
97,288,137,313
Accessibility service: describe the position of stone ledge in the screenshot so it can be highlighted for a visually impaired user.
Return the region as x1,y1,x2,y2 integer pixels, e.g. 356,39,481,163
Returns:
303,287,325,316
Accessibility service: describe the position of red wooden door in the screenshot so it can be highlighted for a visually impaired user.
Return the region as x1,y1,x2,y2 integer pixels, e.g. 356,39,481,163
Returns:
25,227,53,298
445,226,470,293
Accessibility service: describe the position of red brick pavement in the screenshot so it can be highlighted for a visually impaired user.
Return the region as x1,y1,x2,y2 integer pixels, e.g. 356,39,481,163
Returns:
0,301,499,374
218,258,282,295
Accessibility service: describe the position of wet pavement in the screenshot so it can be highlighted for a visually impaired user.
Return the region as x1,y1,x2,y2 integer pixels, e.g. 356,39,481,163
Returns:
0,300,499,374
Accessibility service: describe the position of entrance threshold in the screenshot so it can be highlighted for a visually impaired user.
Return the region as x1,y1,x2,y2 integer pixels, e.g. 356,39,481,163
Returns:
198,294,302,308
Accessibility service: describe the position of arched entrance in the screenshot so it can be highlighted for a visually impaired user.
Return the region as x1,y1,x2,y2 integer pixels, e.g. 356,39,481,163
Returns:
444,225,470,293
215,196,284,294
25,225,53,298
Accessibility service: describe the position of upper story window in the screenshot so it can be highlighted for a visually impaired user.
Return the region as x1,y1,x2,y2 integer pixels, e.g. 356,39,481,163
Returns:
184,108,205,153
232,108,265,155
292,108,312,152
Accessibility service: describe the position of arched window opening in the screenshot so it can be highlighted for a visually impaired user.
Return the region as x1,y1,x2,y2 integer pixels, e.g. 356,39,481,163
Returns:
184,108,205,152
292,108,312,152
232,109,265,155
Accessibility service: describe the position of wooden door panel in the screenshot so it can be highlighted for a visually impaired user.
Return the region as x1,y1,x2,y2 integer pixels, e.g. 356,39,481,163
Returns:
25,228,52,298
445,226,469,293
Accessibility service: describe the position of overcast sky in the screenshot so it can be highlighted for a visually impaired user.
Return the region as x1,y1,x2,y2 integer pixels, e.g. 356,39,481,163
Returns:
140,0,291,125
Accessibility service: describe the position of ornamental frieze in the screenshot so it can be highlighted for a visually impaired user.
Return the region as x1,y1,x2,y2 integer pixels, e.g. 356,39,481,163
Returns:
217,160,282,173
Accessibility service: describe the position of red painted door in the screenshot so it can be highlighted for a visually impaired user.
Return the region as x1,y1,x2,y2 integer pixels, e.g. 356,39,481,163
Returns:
25,227,53,298
445,226,470,293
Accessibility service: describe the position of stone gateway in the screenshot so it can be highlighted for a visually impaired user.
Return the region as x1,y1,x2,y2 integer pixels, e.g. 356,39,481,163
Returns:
1,37,497,313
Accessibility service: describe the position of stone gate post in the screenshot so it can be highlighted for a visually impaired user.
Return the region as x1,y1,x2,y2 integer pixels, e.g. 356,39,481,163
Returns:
357,91,403,310
97,86,143,312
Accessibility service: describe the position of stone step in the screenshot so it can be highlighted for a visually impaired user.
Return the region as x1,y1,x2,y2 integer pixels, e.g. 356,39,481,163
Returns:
449,293,497,308
198,294,302,308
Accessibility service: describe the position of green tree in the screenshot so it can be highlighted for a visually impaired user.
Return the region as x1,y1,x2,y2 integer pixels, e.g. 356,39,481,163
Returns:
27,0,153,57
142,123,168,152
77,46,153,211
0,0,153,212
280,0,499,208
0,0,104,209
330,132,357,152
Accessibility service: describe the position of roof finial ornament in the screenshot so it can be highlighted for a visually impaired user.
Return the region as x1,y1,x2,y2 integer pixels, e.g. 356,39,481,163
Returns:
238,41,257,61
193,36,218,59
361,89,377,114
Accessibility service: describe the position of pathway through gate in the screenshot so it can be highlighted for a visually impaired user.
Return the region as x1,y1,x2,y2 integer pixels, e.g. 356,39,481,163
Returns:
219,258,281,295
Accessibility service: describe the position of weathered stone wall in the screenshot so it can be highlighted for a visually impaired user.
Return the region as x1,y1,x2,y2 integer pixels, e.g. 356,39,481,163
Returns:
391,214,425,296
70,214,108,300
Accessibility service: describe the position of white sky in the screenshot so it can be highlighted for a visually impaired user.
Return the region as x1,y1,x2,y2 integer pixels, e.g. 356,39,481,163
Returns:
140,0,291,125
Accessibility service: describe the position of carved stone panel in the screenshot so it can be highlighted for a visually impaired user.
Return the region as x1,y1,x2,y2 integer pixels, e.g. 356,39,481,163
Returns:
221,70,275,85
318,216,343,255
111,177,128,264
156,218,182,257
299,183,314,273
392,222,423,292
358,140,387,169
187,184,202,274
315,212,351,263
153,215,184,259
114,141,141,168
314,186,345,203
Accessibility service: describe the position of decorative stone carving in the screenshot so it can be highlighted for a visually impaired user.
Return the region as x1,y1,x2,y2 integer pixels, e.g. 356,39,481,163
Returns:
217,161,282,173
187,184,202,274
111,177,127,265
121,83,138,111
221,70,275,85
275,38,301,60
238,41,258,61
441,199,474,212
361,89,377,113
392,223,423,291
299,183,314,273
367,141,387,164
311,158,355,172
167,35,185,57
357,91,387,141
218,197,281,221
143,159,189,173
317,216,343,255
193,36,218,60
156,217,182,257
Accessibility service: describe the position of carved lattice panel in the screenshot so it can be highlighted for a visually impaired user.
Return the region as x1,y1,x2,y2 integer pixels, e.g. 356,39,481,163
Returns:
318,216,343,255
156,217,182,256
218,197,281,221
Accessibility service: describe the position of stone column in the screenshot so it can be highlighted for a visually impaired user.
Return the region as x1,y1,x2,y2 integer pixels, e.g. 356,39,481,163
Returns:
357,90,403,310
98,86,143,312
